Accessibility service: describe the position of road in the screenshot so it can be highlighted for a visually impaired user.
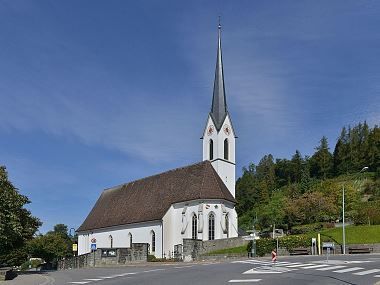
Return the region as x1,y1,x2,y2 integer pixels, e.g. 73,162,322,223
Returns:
47,254,380,285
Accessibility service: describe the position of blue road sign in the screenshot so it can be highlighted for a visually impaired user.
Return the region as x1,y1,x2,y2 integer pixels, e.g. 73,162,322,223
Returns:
91,243,97,251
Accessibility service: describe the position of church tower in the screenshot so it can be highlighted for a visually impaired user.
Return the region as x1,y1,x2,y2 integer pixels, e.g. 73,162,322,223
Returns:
202,23,236,198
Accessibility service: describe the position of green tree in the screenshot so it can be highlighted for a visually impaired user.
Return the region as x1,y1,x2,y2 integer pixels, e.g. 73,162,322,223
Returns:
310,136,333,179
27,232,72,263
0,166,41,266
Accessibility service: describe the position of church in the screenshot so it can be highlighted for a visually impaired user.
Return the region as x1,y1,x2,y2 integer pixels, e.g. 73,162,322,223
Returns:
77,24,238,258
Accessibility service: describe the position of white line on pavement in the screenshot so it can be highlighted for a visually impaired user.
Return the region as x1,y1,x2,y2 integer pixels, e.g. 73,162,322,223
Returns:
83,279,103,281
374,275,380,277
353,269,380,276
333,267,364,273
68,282,91,284
228,279,262,283
316,265,346,271
286,263,314,268
142,269,166,273
300,264,331,269
174,266,194,269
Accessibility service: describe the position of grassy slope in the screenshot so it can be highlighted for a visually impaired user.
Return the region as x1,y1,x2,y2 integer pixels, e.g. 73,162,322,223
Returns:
207,225,380,254
319,225,380,244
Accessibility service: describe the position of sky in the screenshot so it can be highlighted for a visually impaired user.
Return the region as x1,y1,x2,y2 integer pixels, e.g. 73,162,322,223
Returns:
0,1,379,233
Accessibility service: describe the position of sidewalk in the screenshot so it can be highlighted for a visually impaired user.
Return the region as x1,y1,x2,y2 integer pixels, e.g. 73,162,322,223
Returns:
2,272,54,285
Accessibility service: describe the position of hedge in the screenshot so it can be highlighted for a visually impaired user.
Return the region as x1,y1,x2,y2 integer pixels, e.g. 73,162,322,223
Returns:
248,235,311,257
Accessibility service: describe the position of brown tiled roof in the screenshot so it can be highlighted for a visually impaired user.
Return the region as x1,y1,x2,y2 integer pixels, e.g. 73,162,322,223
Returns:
77,160,236,232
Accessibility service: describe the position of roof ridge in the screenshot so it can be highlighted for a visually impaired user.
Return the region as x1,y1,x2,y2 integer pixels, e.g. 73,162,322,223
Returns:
103,160,208,192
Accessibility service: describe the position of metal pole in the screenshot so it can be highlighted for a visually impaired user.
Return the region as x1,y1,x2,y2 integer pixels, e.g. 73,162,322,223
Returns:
342,185,346,255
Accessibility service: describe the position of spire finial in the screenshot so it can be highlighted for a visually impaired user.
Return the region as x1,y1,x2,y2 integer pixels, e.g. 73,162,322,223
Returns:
218,16,221,29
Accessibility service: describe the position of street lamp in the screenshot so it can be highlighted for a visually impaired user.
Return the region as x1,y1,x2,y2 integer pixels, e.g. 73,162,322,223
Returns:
342,166,368,255
69,228,76,238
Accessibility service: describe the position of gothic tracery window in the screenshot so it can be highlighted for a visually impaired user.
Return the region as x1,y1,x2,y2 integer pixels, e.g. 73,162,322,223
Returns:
151,231,156,253
192,213,197,239
208,213,215,240
225,213,229,238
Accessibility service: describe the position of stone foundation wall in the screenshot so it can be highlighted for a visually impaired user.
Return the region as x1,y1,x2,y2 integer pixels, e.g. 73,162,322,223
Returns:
58,243,148,270
183,237,249,261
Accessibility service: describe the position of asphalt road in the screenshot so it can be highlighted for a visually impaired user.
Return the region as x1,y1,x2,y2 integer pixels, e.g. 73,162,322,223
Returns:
47,254,380,285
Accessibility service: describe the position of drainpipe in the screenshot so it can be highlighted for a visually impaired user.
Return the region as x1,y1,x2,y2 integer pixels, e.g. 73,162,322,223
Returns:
161,219,164,259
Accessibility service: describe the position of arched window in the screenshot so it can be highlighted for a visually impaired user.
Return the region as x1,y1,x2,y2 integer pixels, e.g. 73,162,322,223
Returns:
209,139,214,160
109,235,113,248
224,139,229,160
192,213,197,239
128,233,132,247
225,214,229,238
208,213,215,240
151,231,156,253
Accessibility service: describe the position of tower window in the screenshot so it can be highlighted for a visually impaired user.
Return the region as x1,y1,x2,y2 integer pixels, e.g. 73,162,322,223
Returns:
209,139,214,160
224,139,229,160
208,213,215,240
192,213,197,239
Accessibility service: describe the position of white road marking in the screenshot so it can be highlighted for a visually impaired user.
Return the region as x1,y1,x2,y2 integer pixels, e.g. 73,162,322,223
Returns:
174,265,194,269
316,265,346,271
300,264,331,269
286,263,314,268
68,282,91,285
333,267,364,273
374,275,380,277
142,269,166,273
353,269,380,275
83,279,103,281
228,279,262,283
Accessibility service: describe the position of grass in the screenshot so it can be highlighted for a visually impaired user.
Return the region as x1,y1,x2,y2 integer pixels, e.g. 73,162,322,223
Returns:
206,245,247,255
318,225,380,244
207,225,380,255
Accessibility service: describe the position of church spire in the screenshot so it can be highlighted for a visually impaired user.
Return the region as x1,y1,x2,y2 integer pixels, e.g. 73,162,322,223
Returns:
210,20,227,131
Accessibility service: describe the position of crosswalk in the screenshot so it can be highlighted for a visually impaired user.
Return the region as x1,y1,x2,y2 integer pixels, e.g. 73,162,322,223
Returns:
229,259,380,283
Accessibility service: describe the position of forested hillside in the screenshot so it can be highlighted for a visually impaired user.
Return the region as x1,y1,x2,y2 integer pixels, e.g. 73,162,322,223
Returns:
236,122,380,231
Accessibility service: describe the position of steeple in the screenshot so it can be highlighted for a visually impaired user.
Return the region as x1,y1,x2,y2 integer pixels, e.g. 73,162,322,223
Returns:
210,21,227,131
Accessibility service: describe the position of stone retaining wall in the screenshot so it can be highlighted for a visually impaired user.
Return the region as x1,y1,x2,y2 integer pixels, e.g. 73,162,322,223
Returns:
183,237,249,262
58,243,148,270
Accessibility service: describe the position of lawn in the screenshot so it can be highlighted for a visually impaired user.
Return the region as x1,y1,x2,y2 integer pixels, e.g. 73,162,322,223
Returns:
319,225,380,244
206,245,247,255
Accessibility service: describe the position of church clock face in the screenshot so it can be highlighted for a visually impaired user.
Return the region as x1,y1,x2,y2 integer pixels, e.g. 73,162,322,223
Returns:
223,124,231,136
207,125,214,136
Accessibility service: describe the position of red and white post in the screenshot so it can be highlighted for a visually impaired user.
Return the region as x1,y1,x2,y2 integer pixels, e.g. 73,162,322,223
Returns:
271,249,277,267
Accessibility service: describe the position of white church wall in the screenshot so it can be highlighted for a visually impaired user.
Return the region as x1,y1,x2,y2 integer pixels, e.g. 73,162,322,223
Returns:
202,115,236,197
162,199,238,258
78,221,162,257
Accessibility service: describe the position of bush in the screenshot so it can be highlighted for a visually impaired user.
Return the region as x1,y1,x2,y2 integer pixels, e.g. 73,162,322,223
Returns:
249,235,311,257
147,255,156,262
20,259,42,271
291,223,323,234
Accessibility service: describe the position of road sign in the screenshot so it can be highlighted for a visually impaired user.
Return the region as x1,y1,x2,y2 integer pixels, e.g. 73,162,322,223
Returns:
72,243,78,252
91,238,96,243
322,242,334,248
91,243,97,251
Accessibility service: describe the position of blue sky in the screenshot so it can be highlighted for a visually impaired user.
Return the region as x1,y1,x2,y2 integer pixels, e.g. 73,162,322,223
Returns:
1,1,379,233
